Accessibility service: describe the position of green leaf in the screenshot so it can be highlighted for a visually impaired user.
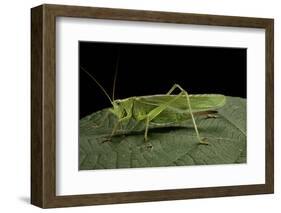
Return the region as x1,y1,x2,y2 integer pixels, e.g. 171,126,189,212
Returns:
79,96,246,170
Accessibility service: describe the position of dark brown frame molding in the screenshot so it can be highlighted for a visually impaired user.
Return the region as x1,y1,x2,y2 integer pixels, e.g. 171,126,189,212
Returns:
31,4,274,208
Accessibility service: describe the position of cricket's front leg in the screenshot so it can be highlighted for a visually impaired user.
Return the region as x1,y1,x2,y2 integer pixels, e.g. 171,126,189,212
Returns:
102,117,128,143
111,120,121,137
101,121,119,143
102,120,122,143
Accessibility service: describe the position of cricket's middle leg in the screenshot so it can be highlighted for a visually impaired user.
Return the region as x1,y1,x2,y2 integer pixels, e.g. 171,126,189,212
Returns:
144,117,150,142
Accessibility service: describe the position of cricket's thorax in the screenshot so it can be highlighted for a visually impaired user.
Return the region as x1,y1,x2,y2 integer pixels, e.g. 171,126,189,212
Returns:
109,98,135,120
109,97,154,121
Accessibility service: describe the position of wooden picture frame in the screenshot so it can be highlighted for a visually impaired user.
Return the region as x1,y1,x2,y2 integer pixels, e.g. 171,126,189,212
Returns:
31,4,274,208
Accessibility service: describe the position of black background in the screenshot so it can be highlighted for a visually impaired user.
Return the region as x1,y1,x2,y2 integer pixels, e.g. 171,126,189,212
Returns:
79,41,246,119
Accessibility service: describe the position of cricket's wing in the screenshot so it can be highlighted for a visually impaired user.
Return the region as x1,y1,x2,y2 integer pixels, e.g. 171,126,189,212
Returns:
135,94,226,112
133,94,225,124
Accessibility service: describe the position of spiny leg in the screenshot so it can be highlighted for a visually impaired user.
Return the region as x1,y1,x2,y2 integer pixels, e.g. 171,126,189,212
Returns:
144,117,154,149
101,121,120,143
111,120,121,137
139,84,205,144
106,100,133,142
168,84,207,145
144,117,150,142
102,116,129,142
112,99,133,137
142,91,184,142
183,90,207,144
112,115,131,135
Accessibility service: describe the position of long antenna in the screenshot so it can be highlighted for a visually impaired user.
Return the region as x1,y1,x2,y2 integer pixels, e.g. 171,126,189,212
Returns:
80,66,113,104
112,51,120,101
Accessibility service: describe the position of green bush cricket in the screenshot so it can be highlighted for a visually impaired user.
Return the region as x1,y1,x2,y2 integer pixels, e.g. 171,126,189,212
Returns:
81,66,226,145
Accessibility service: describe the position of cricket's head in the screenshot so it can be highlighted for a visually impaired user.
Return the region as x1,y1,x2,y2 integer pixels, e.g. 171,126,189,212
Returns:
110,100,125,119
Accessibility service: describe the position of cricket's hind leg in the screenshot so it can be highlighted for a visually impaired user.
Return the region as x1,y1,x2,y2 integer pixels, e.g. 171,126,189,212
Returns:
166,84,208,145
141,84,208,145
141,88,188,143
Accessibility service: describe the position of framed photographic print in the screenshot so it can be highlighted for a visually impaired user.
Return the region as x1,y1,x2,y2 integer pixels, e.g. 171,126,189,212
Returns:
31,4,274,208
